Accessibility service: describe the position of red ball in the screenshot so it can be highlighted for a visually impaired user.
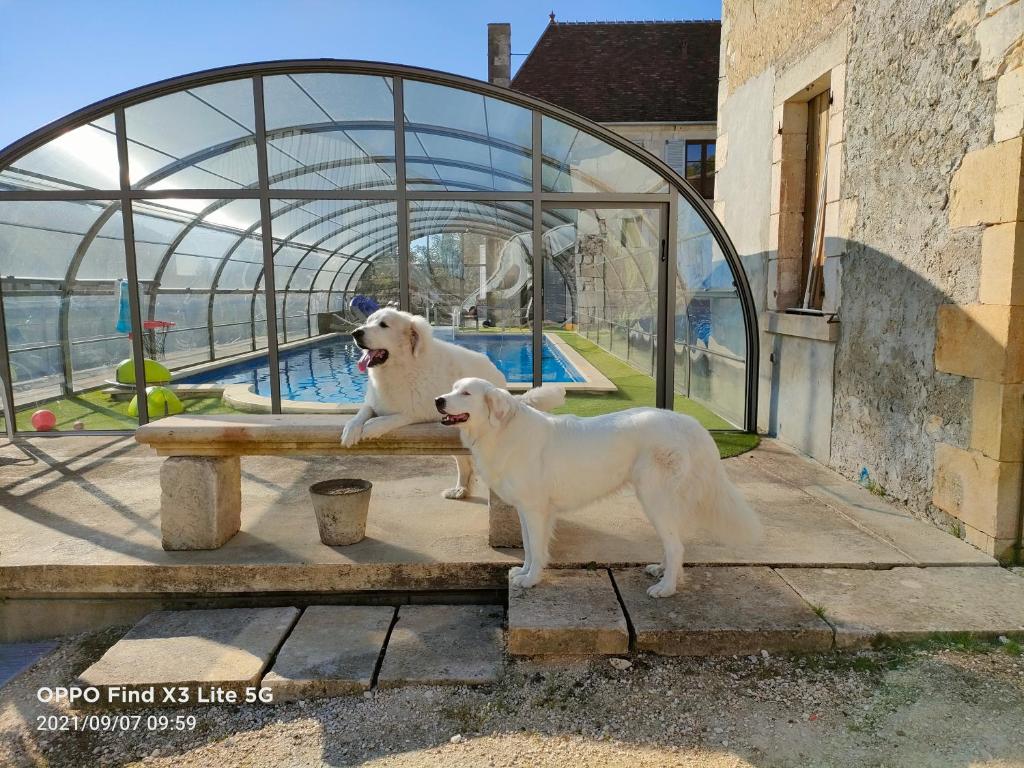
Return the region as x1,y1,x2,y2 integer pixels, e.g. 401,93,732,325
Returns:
31,409,57,431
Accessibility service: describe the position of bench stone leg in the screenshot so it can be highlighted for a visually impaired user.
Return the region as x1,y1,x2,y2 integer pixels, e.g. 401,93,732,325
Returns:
488,489,523,548
160,456,241,551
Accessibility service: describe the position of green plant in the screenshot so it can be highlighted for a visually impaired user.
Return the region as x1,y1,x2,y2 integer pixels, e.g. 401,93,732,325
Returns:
442,703,486,733
864,479,886,497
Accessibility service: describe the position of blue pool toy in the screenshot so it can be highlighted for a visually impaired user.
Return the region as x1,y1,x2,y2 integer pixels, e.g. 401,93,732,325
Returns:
349,295,380,320
115,278,131,334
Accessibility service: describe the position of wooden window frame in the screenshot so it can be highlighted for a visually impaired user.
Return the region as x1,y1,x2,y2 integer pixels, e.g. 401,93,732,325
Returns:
684,140,715,200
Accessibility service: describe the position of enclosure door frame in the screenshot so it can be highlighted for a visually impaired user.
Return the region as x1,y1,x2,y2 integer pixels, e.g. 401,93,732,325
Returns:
536,202,672,409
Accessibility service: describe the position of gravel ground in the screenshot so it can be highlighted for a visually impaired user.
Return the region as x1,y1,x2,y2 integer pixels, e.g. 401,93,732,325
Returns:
1,627,1023,767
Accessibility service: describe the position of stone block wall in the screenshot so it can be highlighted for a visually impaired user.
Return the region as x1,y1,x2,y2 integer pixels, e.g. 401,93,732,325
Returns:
719,0,1023,559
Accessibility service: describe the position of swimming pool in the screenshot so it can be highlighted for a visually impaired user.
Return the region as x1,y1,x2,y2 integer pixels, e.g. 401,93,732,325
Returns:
179,331,585,404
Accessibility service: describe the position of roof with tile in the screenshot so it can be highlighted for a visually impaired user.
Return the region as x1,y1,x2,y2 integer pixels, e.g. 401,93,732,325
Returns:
511,20,720,124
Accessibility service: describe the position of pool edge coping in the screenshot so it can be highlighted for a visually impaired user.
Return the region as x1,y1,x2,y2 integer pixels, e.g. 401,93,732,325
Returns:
218,331,618,413
542,332,617,393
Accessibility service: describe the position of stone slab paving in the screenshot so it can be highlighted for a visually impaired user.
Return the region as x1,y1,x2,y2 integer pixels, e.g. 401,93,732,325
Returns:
262,606,395,701
613,567,833,656
0,641,58,689
377,605,504,687
78,607,299,701
507,569,628,656
778,567,1024,648
742,442,997,566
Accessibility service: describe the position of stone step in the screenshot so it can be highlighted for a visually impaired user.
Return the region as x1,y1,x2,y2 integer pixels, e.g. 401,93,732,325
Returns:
777,566,1024,648
72,566,1024,708
508,566,1024,658
507,569,629,656
613,566,833,656
78,607,299,705
262,606,395,702
377,605,505,687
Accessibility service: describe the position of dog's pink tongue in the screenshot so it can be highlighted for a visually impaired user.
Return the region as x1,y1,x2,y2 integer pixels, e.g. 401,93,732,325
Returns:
357,349,372,373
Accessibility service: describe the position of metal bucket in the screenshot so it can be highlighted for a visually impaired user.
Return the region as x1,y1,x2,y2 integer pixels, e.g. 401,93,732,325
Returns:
309,478,371,546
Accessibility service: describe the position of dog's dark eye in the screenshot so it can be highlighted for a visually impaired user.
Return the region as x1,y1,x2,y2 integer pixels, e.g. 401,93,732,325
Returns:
379,322,388,329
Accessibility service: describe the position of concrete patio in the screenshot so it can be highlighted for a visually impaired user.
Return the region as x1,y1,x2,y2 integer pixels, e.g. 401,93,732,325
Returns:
0,433,996,643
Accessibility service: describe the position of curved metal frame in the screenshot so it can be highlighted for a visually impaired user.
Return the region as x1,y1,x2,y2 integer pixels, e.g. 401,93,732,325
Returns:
0,59,758,432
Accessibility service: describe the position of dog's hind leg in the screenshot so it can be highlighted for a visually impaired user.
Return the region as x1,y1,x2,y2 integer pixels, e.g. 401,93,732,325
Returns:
444,455,473,500
644,563,665,578
510,506,551,589
636,483,684,598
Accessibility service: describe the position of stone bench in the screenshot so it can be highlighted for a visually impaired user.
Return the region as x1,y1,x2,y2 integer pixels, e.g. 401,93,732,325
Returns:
135,414,521,551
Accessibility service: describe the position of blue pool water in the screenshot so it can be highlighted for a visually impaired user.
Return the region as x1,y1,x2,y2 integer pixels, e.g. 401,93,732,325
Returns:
179,332,584,404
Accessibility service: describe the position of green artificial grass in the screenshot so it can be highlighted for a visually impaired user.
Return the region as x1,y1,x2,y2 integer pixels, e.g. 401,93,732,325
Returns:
14,389,234,433
551,331,759,459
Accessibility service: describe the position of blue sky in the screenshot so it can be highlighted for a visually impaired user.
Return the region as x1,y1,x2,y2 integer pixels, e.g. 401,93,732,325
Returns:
0,0,721,148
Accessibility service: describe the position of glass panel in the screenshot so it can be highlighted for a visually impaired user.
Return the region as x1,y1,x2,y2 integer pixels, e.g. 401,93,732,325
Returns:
0,115,120,192
674,201,746,427
272,200,397,350
404,81,532,192
240,200,400,405
132,199,265,397
688,349,745,428
265,73,396,191
544,207,661,411
126,78,257,189
0,199,138,431
408,200,534,382
542,116,668,194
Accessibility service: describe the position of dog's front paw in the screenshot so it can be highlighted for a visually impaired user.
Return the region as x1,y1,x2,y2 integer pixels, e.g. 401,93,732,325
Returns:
442,485,469,500
511,572,541,589
508,565,525,578
646,579,677,598
644,563,665,578
341,422,363,448
358,419,384,441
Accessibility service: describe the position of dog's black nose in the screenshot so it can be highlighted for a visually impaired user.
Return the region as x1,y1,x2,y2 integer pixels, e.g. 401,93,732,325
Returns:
352,328,365,340
434,396,446,413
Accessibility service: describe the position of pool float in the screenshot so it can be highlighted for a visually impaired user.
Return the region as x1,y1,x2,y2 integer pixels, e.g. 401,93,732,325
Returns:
115,358,171,385
127,386,183,418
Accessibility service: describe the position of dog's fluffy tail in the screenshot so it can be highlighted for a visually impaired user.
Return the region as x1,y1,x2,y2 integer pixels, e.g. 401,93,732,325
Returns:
684,444,762,546
518,384,566,412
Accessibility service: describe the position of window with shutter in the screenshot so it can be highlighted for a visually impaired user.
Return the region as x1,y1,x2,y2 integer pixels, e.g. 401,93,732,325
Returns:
665,139,687,177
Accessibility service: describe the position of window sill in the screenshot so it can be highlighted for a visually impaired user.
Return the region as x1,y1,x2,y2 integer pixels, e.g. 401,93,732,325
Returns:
765,310,839,343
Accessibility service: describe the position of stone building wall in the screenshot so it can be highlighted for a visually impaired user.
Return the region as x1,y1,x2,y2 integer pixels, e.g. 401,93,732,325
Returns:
831,0,994,532
607,122,718,166
717,0,1024,559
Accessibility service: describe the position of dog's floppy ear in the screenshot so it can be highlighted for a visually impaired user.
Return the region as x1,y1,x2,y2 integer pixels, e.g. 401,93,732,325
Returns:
484,387,517,428
408,315,433,358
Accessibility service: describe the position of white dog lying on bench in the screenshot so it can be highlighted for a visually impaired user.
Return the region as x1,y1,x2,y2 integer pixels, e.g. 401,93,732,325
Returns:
342,308,507,499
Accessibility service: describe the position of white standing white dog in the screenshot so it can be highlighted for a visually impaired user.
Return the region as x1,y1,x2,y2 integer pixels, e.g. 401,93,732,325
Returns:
435,377,762,597
341,308,507,499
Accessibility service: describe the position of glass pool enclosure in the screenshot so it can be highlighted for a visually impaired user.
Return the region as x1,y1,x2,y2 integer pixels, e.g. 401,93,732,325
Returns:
0,61,757,434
